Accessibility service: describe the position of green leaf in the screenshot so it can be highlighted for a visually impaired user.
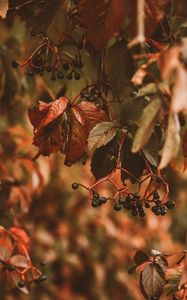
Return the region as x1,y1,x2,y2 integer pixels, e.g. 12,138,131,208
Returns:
121,137,145,183
132,97,161,153
135,83,157,98
90,137,119,180
143,125,163,167
159,112,180,169
88,121,118,155
104,41,134,98
120,97,148,127
31,0,71,45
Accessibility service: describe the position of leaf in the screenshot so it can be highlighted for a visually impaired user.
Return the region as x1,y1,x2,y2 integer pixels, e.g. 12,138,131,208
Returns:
78,0,126,50
10,255,29,268
28,97,69,129
127,0,169,38
121,137,146,183
104,41,134,98
159,112,180,169
88,121,118,155
91,137,119,180
172,64,187,115
134,251,149,266
0,0,8,19
0,246,11,262
65,102,107,165
11,271,29,294
135,83,157,98
164,251,186,268
9,227,29,251
140,263,166,299
31,0,71,45
120,97,148,127
132,97,161,153
143,125,163,167
64,107,88,165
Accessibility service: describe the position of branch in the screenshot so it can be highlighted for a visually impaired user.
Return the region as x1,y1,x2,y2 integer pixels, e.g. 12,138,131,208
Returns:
128,0,145,48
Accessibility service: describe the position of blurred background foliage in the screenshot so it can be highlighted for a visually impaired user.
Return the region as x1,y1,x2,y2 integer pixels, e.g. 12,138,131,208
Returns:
0,1,187,299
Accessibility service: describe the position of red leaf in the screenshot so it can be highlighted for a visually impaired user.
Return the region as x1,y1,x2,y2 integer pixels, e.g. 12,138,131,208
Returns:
0,246,11,262
28,97,69,129
10,255,29,268
65,101,107,165
9,227,30,251
127,0,168,38
78,0,126,49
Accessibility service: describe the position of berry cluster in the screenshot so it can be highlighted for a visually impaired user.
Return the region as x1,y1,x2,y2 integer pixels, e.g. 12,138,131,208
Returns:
72,181,175,217
80,86,102,102
11,38,83,81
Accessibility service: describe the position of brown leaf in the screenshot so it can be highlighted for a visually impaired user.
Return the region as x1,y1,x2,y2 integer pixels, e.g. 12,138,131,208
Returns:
134,251,149,266
31,0,71,45
164,251,187,268
0,0,8,19
159,112,180,169
28,97,69,129
65,102,107,165
140,263,166,299
78,0,126,50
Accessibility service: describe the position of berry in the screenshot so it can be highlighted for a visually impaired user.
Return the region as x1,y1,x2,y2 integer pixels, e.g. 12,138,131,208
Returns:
151,296,158,300
160,206,167,216
72,183,79,190
50,74,56,81
58,71,64,79
63,63,69,70
137,201,143,207
39,275,47,282
145,202,150,208
152,206,161,216
131,209,138,216
46,66,52,72
113,203,122,211
138,208,145,217
8,264,15,272
93,193,99,200
39,261,46,267
100,197,107,204
74,73,81,80
91,200,98,208
18,281,25,288
153,192,159,199
67,73,73,80
165,200,175,209
27,71,34,77
123,201,132,210
156,176,162,184
11,60,18,68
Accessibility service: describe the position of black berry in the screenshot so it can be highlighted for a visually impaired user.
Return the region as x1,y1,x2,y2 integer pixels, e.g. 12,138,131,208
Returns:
67,73,73,80
153,192,159,199
11,60,18,68
72,183,79,190
74,73,81,80
165,200,175,209
50,74,56,81
8,264,15,272
131,209,138,216
100,197,107,204
18,281,25,288
58,71,64,79
113,203,122,211
63,63,69,71
39,275,47,282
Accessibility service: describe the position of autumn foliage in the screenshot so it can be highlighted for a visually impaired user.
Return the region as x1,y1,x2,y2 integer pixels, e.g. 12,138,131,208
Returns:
0,0,187,299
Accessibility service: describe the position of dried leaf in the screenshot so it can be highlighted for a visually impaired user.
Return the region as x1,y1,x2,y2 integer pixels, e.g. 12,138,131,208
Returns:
104,41,134,98
132,97,161,153
140,263,166,299
28,97,69,129
78,0,126,49
164,251,186,268
10,255,29,268
172,66,187,115
0,0,8,19
31,0,71,45
88,121,118,155
91,137,118,180
159,112,180,169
